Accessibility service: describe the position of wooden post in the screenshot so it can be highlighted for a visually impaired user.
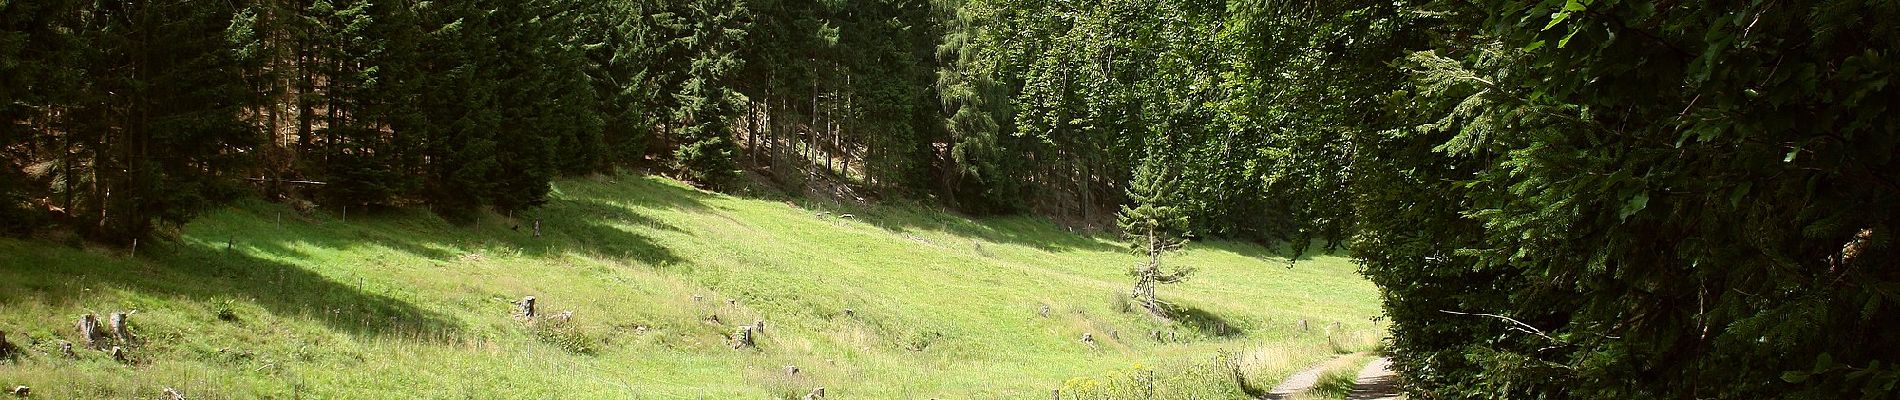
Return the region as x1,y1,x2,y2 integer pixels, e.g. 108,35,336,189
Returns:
1052,389,1061,400
0,330,11,358
1298,319,1309,332
10,386,28,397
130,238,137,258
754,319,766,333
533,219,541,237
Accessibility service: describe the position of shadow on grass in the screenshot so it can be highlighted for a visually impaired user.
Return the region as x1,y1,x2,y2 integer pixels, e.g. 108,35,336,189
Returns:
0,239,461,339
1159,301,1246,338
784,201,1123,254
204,175,700,280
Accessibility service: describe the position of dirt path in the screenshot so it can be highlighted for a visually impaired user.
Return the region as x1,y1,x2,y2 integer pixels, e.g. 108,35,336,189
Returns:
1263,352,1368,399
1347,357,1403,400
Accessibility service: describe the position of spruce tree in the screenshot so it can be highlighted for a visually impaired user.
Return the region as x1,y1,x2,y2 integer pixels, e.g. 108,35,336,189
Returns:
666,0,748,188
1117,152,1193,316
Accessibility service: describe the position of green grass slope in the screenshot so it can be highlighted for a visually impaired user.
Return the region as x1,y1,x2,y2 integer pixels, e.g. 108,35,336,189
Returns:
0,176,1381,398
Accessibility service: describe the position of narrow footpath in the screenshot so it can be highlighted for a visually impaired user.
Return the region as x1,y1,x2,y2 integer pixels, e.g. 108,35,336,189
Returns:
1346,357,1403,400
1263,353,1367,399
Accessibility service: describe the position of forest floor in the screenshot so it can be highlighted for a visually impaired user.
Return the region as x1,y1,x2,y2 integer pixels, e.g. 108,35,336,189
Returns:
0,175,1382,398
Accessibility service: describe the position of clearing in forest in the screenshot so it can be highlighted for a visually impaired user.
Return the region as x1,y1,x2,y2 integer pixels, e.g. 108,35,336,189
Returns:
0,176,1381,398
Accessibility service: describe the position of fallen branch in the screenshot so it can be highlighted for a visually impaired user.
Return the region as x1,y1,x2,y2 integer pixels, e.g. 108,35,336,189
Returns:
1438,309,1559,343
245,177,328,185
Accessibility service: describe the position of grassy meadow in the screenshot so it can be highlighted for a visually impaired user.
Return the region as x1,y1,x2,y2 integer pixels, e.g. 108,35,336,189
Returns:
0,176,1381,398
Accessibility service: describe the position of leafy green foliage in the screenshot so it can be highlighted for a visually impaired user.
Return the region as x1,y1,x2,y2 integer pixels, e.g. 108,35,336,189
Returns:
1330,1,1900,398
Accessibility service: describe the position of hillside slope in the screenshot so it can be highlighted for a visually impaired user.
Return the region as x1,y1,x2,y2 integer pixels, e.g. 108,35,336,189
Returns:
0,176,1381,398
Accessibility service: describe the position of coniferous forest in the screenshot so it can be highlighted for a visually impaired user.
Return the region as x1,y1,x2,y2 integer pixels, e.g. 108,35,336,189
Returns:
4,0,1897,398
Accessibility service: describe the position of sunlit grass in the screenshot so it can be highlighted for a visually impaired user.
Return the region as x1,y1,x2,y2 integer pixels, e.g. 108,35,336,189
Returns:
0,175,1381,398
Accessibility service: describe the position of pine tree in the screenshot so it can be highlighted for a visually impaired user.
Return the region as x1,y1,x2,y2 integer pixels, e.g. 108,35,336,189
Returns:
669,0,749,188
1117,152,1193,316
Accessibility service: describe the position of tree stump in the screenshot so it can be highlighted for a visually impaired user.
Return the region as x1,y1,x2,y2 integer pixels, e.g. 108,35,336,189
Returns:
753,319,766,333
802,387,825,400
0,330,12,358
726,298,737,307
58,341,75,358
109,312,133,343
842,309,855,318
706,314,722,324
734,326,755,349
1151,330,1162,342
554,311,574,323
162,387,186,400
785,365,800,376
518,296,537,319
1298,319,1309,332
1109,330,1119,340
10,386,27,397
76,314,105,349
110,346,127,363
1052,389,1061,400
1038,305,1050,318
1081,333,1096,349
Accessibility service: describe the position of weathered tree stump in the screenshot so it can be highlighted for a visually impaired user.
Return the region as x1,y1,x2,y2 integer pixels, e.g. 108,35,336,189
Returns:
1038,304,1050,318
1298,319,1309,332
533,219,541,237
0,330,12,358
1052,389,1061,400
110,346,127,363
785,365,800,376
518,296,537,319
733,326,755,349
162,387,186,400
1081,333,1096,349
1170,331,1178,342
1151,330,1162,342
10,386,27,397
58,341,75,358
109,312,133,343
76,314,106,349
802,387,825,400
